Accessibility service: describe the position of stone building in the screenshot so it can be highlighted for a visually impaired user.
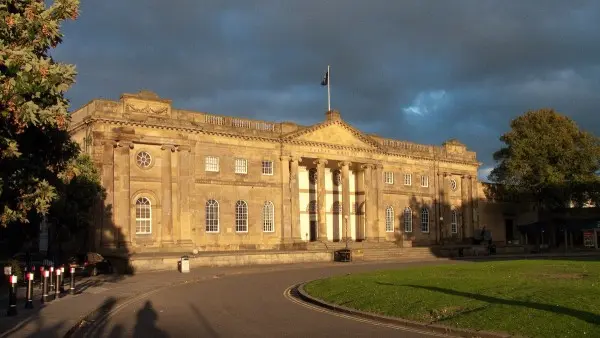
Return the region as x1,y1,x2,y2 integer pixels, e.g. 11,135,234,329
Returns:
68,90,510,254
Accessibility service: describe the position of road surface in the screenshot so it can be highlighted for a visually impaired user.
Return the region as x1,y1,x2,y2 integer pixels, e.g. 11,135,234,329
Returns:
74,260,462,338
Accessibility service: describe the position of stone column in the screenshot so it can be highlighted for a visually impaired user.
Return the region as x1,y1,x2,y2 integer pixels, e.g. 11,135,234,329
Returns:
101,141,116,248
355,164,364,240
339,161,352,241
433,169,440,244
177,145,193,247
115,141,134,249
161,145,176,245
360,164,370,241
463,175,473,239
461,175,469,240
290,156,302,241
280,156,292,242
314,158,328,240
470,175,480,230
437,172,447,240
374,164,384,240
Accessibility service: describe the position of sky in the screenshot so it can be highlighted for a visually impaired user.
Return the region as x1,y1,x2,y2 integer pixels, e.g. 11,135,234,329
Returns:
52,0,600,181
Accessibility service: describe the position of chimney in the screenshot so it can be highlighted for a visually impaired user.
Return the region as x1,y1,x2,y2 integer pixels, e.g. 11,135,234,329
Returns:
325,110,342,122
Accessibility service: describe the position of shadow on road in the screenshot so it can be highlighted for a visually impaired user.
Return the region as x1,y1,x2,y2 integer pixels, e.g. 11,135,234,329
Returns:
132,301,168,338
189,304,219,338
403,284,600,325
79,300,168,338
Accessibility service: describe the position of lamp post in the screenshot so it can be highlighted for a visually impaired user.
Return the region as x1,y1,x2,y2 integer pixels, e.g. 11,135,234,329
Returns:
439,216,444,244
344,215,349,249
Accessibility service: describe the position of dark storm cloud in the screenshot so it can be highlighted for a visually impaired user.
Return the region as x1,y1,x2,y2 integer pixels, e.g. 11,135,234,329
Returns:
53,0,600,180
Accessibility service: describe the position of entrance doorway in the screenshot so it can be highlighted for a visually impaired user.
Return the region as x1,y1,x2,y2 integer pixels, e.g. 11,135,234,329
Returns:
309,220,317,242
505,219,514,244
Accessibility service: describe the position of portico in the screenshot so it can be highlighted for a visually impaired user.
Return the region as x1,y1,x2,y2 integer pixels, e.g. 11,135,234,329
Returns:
289,157,384,243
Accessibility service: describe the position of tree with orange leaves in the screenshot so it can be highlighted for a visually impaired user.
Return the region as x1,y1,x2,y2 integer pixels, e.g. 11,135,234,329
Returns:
0,0,81,226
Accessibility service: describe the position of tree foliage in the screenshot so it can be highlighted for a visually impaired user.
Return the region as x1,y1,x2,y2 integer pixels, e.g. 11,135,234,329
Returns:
0,0,80,225
489,108,600,209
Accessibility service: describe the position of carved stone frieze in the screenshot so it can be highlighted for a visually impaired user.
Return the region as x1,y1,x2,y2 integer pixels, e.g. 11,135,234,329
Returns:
126,103,169,116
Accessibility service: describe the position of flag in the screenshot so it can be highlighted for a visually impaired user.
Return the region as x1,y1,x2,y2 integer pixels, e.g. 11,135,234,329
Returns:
321,70,329,86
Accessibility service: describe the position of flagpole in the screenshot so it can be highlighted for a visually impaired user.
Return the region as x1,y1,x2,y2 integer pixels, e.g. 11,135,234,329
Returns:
327,65,331,111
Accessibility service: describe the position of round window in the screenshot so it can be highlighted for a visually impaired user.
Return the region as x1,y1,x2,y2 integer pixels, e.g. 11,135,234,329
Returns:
450,179,457,191
136,151,152,168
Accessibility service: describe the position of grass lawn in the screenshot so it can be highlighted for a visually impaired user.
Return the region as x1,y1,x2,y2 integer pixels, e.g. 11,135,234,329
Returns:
304,259,600,338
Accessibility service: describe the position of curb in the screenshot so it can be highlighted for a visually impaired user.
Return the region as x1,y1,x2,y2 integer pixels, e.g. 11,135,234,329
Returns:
295,282,514,338
455,252,600,261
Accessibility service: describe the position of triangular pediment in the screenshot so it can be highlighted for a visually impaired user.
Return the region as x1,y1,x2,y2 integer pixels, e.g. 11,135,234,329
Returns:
286,121,380,149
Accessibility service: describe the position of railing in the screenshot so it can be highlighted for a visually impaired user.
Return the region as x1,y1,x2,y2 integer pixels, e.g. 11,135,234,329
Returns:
202,113,277,133
381,139,431,153
204,115,225,125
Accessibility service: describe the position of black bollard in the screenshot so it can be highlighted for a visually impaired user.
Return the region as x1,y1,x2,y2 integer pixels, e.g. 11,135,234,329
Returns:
25,272,34,309
7,275,17,316
41,270,50,303
31,265,35,286
69,267,76,295
39,266,45,290
59,266,65,293
54,269,61,300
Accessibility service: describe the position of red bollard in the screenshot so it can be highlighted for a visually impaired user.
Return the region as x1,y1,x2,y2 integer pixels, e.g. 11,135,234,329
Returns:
7,275,17,316
25,272,34,309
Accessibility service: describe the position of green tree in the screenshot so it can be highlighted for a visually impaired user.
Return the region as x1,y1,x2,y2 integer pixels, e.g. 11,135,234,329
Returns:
0,0,80,225
489,108,600,209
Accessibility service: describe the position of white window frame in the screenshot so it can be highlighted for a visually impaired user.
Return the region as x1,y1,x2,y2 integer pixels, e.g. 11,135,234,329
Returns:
384,172,394,184
421,208,429,233
404,207,413,232
262,201,275,232
385,206,394,232
235,200,248,233
205,156,220,172
421,175,429,187
135,197,152,234
136,151,152,168
404,173,412,186
451,209,458,234
235,158,248,174
205,199,219,233
261,160,273,175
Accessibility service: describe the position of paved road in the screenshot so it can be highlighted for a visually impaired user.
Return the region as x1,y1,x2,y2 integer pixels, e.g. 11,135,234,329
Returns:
74,260,463,338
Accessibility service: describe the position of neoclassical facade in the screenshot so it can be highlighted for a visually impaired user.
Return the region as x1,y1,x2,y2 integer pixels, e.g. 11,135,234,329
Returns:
69,91,510,253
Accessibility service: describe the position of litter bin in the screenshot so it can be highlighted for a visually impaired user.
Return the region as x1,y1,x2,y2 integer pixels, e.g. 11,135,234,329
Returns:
180,256,190,273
